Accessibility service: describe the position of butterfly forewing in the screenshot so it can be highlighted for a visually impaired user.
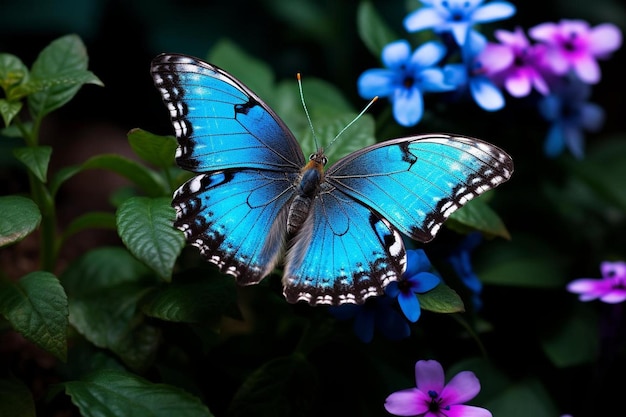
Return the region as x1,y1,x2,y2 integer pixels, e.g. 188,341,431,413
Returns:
326,134,513,242
151,54,305,173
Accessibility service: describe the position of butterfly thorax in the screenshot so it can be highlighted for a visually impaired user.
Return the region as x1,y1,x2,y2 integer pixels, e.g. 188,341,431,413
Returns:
287,149,327,235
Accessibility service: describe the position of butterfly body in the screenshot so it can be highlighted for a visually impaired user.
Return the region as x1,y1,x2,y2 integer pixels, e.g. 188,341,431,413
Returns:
151,53,514,305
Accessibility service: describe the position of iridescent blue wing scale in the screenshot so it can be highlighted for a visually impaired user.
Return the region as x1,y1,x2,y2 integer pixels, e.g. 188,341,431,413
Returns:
284,191,406,305
151,54,305,172
325,134,513,242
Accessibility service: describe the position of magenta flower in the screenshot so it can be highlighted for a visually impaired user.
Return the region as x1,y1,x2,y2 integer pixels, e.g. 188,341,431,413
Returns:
385,359,491,417
482,26,550,97
567,261,626,304
529,19,622,84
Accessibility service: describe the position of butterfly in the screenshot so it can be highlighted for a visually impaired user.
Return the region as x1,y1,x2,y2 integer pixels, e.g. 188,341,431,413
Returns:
151,53,514,306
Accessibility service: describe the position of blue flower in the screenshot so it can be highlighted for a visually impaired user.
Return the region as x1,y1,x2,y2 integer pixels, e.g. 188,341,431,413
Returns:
538,74,605,158
404,0,516,47
444,31,505,111
328,296,410,343
357,40,453,127
385,249,440,322
447,232,484,310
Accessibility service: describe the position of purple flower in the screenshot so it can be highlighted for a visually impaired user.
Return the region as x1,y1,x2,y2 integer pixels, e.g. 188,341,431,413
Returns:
385,359,491,417
444,31,505,111
447,232,484,310
328,296,410,343
529,20,622,84
538,74,605,158
404,0,516,47
357,40,454,126
386,249,440,322
567,261,626,304
482,26,551,97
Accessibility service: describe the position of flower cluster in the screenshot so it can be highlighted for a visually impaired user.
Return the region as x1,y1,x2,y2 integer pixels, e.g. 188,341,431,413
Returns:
357,0,622,157
567,261,626,304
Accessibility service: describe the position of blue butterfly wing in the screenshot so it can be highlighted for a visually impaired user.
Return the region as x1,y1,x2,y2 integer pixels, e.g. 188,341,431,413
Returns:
151,54,305,172
284,190,406,305
326,133,514,242
173,169,296,283
151,53,305,283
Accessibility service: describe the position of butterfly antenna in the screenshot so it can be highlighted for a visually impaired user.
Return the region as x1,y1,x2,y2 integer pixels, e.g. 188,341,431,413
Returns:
297,73,320,150
326,96,378,151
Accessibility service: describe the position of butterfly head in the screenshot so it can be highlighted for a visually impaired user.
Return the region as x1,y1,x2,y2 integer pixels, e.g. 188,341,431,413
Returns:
304,148,328,175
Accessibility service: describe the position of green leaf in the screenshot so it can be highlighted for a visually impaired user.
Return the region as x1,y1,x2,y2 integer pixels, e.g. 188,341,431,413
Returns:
357,1,400,58
227,355,317,417
417,283,465,313
13,145,52,183
116,197,185,281
0,99,23,127
127,128,177,169
475,234,567,288
447,193,511,239
485,378,559,417
0,271,68,360
0,376,36,417
64,369,213,417
61,211,117,243
208,38,275,103
540,304,599,367
0,53,28,92
0,195,41,247
62,247,160,371
78,154,167,197
141,275,237,323
27,34,103,119
565,135,626,212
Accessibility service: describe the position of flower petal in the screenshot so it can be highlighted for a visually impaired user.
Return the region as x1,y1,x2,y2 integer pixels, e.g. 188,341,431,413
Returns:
398,291,421,322
441,371,481,404
563,124,585,159
444,63,469,88
543,123,565,158
471,77,505,111
405,249,433,277
383,40,412,69
601,261,626,279
404,8,446,32
478,44,514,74
446,404,493,417
567,278,607,294
420,68,454,92
392,88,424,126
580,103,605,132
589,23,623,56
385,389,429,416
409,272,440,293
450,23,472,46
357,69,396,98
471,2,516,23
415,360,445,394
600,290,626,304
573,55,601,84
411,41,447,68
504,71,532,97
528,22,559,42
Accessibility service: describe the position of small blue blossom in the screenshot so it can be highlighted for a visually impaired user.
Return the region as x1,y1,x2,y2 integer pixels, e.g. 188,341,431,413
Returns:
443,31,505,111
447,232,484,310
386,249,440,322
538,73,605,158
404,0,516,47
357,40,453,127
328,296,410,343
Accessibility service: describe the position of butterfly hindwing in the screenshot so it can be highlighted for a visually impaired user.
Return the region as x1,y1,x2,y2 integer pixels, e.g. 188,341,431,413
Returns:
151,54,305,173
284,189,406,305
173,169,297,284
326,134,513,242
